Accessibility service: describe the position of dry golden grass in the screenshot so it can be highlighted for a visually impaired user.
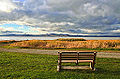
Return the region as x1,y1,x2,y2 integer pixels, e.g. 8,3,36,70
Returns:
56,38,86,41
0,40,18,44
9,38,120,49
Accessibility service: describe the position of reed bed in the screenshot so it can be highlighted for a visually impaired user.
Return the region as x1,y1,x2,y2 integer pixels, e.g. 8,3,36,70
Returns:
56,38,86,41
0,40,18,44
10,38,120,49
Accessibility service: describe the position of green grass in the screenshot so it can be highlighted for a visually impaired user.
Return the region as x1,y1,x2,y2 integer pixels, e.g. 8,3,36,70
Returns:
1,45,21,49
0,52,120,79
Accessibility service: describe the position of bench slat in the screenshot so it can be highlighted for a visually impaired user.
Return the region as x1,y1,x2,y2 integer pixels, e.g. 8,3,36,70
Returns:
61,60,77,62
62,54,94,55
61,52,78,53
58,57,94,59
61,66,91,69
61,59,94,60
61,51,94,53
60,55,94,58
60,60,93,63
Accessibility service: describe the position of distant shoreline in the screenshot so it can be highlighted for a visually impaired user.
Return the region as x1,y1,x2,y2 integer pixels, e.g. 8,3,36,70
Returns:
0,36,120,37
0,33,120,37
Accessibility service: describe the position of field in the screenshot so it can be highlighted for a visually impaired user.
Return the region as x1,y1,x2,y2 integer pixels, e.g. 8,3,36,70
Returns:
9,38,120,50
0,52,120,79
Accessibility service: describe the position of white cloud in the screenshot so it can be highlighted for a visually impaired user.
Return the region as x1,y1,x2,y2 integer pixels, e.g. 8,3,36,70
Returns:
112,29,120,33
80,29,101,33
39,22,74,26
0,21,31,26
0,0,17,12
0,26,15,31
0,27,4,31
0,26,20,35
0,20,74,28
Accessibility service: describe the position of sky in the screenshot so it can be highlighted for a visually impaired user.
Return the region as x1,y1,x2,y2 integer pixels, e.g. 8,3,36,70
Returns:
0,0,120,36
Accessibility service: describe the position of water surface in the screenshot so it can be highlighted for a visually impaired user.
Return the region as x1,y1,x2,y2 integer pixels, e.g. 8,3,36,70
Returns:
0,36,120,41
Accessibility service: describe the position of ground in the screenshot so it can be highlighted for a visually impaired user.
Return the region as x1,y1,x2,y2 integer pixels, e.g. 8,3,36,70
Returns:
0,52,120,79
0,41,120,78
0,47,120,58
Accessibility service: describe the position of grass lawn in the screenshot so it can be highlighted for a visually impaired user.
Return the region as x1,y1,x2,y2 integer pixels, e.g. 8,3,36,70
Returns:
0,52,120,79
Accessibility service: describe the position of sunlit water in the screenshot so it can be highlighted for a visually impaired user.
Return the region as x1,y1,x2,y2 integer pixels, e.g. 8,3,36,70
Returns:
0,36,120,41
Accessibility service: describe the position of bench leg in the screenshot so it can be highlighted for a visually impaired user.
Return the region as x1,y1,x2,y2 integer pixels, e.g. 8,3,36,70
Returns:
90,62,95,71
57,65,61,72
76,62,78,65
57,61,61,72
90,62,92,69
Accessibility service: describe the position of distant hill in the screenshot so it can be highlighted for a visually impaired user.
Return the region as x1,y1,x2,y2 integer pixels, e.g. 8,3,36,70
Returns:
0,33,120,37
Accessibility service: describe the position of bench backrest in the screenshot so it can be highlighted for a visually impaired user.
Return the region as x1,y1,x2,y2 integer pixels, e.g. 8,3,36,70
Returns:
58,51,97,61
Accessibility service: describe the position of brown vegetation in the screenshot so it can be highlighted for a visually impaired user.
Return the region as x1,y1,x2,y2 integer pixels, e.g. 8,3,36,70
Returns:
9,38,120,49
0,40,18,44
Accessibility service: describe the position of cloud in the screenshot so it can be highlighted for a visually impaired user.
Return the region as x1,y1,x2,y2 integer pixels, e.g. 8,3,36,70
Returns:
0,0,17,13
1,31,23,34
112,29,120,33
0,27,14,31
47,0,112,18
0,26,23,34
0,0,120,35
80,29,101,33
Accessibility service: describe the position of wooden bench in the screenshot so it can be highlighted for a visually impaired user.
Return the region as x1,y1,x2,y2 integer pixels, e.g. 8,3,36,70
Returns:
57,51,97,72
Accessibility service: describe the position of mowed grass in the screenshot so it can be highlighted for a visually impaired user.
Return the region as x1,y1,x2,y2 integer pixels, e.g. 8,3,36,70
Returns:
0,52,120,79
